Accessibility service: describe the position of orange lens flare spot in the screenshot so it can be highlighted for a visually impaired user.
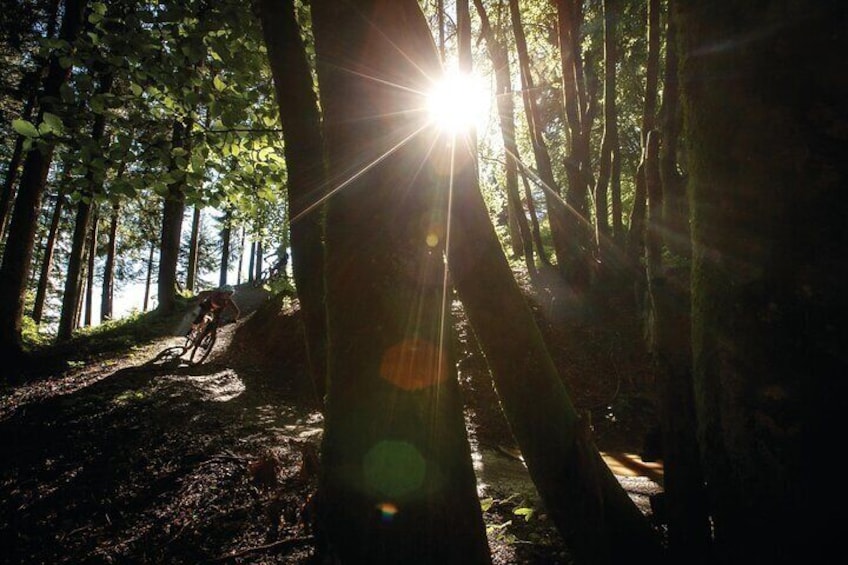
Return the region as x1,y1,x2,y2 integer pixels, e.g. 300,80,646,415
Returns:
377,501,399,523
379,338,448,391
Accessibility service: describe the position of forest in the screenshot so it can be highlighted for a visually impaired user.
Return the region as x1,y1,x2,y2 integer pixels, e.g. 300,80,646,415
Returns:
1,0,845,563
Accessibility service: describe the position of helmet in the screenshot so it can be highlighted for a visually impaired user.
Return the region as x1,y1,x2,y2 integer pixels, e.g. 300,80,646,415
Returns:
221,284,235,294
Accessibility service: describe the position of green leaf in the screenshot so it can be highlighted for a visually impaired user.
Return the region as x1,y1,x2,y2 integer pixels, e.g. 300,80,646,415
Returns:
130,83,143,97
88,12,103,24
90,96,105,114
59,56,74,69
213,75,226,92
42,112,64,135
513,507,535,522
12,119,39,138
480,497,494,512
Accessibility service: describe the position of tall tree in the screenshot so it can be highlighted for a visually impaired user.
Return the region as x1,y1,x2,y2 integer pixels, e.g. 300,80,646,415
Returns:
31,186,66,325
0,0,87,361
678,1,847,562
58,70,113,340
218,209,232,287
473,0,535,275
594,0,622,248
552,0,593,291
100,200,120,321
509,0,570,275
185,204,201,292
157,116,192,314
257,0,330,404
311,0,491,561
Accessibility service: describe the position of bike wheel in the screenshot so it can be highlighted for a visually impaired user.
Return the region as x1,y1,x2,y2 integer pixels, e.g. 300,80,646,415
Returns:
189,329,217,364
149,345,186,365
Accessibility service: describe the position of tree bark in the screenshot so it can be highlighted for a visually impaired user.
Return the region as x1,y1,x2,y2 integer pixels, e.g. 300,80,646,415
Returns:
679,1,847,562
157,116,193,315
311,1,491,562
594,0,618,246
185,204,201,292
0,0,87,361
100,200,119,321
473,0,535,276
143,240,154,312
32,187,66,325
552,0,593,292
58,70,112,340
257,0,329,404
83,208,98,327
219,208,231,287
509,0,570,275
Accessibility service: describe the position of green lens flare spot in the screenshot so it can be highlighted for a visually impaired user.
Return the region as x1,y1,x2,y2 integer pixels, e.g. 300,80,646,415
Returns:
363,441,426,498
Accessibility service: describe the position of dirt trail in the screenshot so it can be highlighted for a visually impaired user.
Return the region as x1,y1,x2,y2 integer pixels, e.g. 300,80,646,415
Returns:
0,279,664,564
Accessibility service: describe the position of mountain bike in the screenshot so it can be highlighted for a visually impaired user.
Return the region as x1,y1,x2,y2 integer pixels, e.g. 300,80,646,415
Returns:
148,312,223,366
183,311,220,364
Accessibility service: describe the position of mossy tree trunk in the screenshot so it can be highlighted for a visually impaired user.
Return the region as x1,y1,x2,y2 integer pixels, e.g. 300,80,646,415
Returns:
311,0,491,562
679,1,847,561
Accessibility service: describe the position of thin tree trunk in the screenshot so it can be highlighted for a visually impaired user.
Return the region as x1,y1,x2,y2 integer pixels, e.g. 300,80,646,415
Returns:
553,0,592,292
219,208,231,287
257,0,330,403
254,240,263,281
311,1,492,562
58,197,95,340
627,0,660,263
519,170,549,265
0,0,87,361
143,240,154,312
237,226,244,285
594,0,618,245
100,200,120,321
32,187,66,324
473,0,535,275
247,238,255,284
84,209,99,327
186,204,201,292
508,0,570,275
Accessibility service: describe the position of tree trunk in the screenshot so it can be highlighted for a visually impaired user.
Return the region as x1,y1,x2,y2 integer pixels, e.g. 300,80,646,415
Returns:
157,116,193,315
83,209,98,327
143,240,154,312
311,1,491,562
254,240,263,281
186,204,201,292
257,0,330,404
0,0,87,361
100,200,119,321
58,70,112,340
520,170,549,265
679,2,847,562
553,0,592,292
237,226,245,285
473,0,535,275
509,0,570,276
646,126,710,559
658,3,688,260
247,238,255,284
32,187,66,325
58,197,95,340
627,0,660,264
219,209,231,287
594,0,619,249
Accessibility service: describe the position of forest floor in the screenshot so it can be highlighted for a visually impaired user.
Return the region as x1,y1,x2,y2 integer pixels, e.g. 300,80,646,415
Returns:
0,265,665,564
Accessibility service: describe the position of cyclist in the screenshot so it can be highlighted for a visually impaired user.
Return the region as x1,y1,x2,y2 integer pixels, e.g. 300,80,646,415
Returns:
188,284,240,334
